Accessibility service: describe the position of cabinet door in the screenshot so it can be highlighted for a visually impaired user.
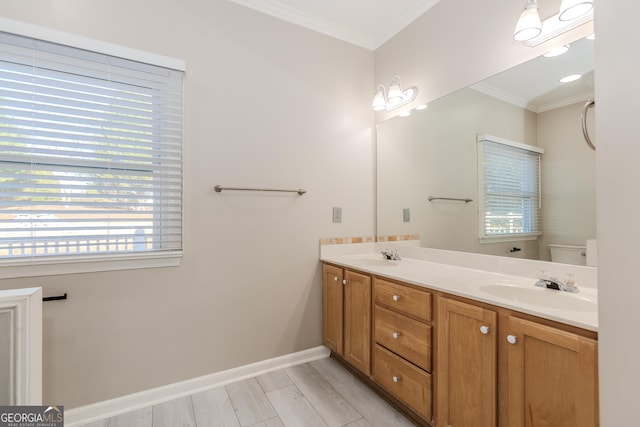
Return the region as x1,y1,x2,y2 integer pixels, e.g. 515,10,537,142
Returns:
344,269,371,375
506,316,598,427
322,264,343,355
437,298,497,427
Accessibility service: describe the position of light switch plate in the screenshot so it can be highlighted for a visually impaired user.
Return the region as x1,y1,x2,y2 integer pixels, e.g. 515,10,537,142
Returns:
332,207,342,223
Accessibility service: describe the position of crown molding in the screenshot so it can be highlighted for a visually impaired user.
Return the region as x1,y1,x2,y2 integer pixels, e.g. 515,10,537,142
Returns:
471,82,592,114
372,0,440,49
228,0,440,51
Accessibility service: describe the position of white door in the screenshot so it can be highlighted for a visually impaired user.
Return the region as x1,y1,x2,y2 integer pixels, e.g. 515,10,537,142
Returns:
0,287,42,405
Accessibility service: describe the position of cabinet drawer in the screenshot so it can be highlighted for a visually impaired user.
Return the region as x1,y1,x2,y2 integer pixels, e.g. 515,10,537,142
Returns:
374,278,431,321
374,305,431,372
373,344,432,421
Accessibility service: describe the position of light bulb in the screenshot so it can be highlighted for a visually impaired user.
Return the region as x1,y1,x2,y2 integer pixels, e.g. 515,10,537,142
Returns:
513,1,542,42
372,87,387,111
387,76,403,103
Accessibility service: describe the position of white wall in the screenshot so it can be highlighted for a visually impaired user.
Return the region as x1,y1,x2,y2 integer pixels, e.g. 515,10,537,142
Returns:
595,1,640,425
0,0,375,408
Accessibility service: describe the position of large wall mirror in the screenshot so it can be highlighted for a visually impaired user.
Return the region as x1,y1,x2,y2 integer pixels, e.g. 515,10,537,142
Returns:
377,36,595,265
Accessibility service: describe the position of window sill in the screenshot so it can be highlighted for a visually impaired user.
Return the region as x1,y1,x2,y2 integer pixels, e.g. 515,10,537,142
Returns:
0,252,182,279
479,234,540,244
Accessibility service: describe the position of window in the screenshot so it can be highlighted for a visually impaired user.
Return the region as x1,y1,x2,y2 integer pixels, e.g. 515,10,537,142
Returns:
0,27,184,271
477,134,543,240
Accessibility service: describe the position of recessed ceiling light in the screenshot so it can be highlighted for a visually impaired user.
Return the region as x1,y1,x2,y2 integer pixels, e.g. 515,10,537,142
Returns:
560,74,582,83
543,45,569,57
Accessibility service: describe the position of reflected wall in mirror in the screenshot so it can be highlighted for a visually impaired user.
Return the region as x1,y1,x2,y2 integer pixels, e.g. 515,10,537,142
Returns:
377,36,595,264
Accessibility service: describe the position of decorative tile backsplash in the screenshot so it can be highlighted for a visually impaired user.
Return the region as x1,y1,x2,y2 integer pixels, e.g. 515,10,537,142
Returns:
376,234,420,242
319,236,376,245
319,235,419,245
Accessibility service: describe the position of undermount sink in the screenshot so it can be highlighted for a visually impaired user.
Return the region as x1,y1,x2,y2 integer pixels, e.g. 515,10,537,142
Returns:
477,284,596,312
341,255,399,267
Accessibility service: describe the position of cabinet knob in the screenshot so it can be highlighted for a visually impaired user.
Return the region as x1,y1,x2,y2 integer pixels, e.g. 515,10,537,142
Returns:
392,332,400,339
392,295,400,302
333,276,339,282
507,335,518,345
480,325,490,335
392,375,401,383
342,279,348,285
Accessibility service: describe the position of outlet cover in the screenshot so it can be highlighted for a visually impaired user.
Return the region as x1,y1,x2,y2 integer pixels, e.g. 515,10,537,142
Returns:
403,208,410,222
332,207,342,223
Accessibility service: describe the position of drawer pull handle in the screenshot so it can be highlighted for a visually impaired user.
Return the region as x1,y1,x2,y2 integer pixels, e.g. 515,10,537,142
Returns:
392,375,401,383
480,325,490,335
392,295,400,302
507,335,518,345
392,332,400,339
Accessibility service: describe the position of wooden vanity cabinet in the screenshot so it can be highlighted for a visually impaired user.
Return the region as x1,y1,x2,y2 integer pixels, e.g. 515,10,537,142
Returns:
372,277,433,422
436,296,599,427
437,298,497,427
322,263,371,375
322,262,598,427
505,316,598,427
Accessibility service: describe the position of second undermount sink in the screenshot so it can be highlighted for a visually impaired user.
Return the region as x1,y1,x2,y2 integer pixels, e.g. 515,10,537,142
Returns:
477,284,596,312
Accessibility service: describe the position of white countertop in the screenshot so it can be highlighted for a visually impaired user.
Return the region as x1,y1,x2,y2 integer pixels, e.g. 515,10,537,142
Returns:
320,242,598,332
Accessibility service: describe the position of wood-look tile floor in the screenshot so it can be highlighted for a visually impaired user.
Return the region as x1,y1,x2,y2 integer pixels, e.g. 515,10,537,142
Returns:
79,357,418,427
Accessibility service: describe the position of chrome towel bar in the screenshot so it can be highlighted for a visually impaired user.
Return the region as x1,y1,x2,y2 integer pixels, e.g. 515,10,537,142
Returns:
428,196,473,203
214,185,306,195
582,99,595,151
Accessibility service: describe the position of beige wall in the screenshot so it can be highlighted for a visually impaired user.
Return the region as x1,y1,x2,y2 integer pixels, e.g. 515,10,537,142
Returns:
595,1,640,425
538,101,596,261
0,0,375,408
377,88,539,259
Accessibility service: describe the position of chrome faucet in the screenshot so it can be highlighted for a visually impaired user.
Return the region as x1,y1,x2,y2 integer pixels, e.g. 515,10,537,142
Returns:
381,249,401,261
535,272,579,293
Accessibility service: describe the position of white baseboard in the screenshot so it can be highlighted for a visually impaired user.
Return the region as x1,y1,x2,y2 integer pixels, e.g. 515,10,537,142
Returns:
65,345,330,426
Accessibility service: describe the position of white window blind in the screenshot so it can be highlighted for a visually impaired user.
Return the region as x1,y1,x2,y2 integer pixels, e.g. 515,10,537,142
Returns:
477,134,543,240
0,31,184,262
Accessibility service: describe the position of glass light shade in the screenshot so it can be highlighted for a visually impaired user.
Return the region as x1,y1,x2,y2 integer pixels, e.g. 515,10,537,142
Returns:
559,0,593,21
372,88,387,111
513,2,542,42
387,77,403,103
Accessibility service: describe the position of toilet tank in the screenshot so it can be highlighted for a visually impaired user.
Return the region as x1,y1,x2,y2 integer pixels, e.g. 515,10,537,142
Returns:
548,244,587,266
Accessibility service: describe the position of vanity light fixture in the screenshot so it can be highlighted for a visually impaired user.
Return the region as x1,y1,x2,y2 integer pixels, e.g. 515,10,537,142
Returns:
372,75,418,112
513,0,593,45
